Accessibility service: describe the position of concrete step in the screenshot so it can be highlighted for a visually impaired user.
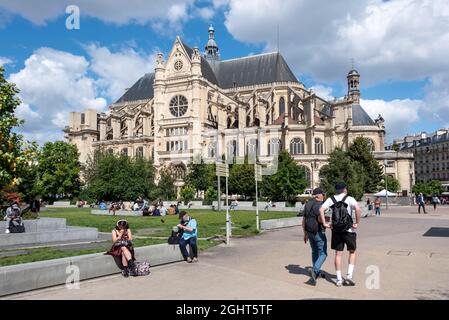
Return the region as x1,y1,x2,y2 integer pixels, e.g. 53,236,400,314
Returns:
0,227,99,249
0,218,67,233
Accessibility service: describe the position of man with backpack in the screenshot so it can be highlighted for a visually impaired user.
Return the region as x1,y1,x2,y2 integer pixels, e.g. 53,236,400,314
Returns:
319,182,361,287
302,188,327,286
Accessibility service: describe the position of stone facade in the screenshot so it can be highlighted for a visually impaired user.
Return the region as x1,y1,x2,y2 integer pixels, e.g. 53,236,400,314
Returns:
64,26,414,193
388,129,449,189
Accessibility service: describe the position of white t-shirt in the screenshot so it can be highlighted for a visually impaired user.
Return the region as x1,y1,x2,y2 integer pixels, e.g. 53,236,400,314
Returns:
321,193,360,232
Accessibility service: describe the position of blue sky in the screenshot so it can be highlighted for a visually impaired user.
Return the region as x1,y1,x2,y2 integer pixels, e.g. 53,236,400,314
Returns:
1,0,448,144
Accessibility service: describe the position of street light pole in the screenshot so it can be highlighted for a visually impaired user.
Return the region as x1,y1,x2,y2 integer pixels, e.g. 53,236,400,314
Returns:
384,160,389,210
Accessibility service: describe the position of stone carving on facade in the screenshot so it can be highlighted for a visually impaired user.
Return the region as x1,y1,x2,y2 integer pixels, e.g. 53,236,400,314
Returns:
375,114,385,129
156,53,164,67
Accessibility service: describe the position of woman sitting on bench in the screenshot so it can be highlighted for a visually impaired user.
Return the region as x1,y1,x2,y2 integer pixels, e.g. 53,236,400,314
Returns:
106,220,136,277
4,202,23,234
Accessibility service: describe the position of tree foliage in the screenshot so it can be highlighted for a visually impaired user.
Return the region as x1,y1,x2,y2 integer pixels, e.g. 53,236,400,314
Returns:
347,137,384,193
180,185,195,205
383,175,400,193
152,167,177,201
319,148,366,200
0,66,26,190
412,180,444,196
33,141,82,201
83,151,155,201
185,157,216,193
229,159,255,198
260,150,307,202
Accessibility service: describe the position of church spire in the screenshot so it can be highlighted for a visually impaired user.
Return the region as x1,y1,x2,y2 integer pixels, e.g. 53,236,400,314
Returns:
347,60,360,104
205,24,220,60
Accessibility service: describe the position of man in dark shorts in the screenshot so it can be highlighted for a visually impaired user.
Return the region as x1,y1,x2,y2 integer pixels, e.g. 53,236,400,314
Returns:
319,182,361,287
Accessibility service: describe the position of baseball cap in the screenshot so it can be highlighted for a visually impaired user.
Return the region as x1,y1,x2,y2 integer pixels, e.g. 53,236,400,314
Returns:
335,182,347,192
312,188,324,195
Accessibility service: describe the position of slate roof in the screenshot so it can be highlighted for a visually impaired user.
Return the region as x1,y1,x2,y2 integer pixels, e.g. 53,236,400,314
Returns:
352,104,375,126
115,73,155,103
115,40,299,103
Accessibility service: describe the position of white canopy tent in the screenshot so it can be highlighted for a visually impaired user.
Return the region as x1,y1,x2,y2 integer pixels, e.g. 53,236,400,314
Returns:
373,189,397,197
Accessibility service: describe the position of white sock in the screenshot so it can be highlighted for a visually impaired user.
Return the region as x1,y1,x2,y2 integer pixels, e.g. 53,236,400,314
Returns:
336,270,342,281
347,264,355,278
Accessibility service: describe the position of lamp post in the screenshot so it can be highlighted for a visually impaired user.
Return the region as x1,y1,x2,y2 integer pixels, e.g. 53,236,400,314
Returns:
384,159,389,210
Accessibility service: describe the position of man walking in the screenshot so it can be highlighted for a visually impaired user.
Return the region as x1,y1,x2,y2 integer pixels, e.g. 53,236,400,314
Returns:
319,182,361,287
302,188,327,286
417,193,427,214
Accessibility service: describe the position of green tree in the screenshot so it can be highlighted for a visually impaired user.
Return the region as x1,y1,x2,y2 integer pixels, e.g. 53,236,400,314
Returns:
347,137,384,193
180,185,195,205
34,141,81,201
260,150,308,202
84,152,155,201
204,186,218,205
229,159,255,198
319,148,366,200
412,180,443,196
383,175,400,193
152,167,177,200
0,66,26,190
185,157,216,194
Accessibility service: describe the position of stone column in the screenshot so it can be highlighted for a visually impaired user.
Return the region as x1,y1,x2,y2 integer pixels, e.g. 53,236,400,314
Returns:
99,118,107,141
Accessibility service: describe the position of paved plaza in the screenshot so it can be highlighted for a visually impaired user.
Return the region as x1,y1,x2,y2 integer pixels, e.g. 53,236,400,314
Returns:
5,206,449,300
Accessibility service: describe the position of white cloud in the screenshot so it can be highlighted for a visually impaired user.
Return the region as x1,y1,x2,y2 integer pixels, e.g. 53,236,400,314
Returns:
0,56,12,65
195,7,215,20
311,85,335,101
0,0,196,27
361,98,423,142
85,44,156,101
9,47,107,143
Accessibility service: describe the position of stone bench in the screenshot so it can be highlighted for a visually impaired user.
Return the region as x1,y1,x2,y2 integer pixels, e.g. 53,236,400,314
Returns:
0,243,184,297
260,217,302,230
0,218,66,233
91,209,142,216
0,226,98,248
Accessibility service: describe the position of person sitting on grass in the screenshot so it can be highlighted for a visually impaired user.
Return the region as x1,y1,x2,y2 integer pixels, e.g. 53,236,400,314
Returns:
178,211,198,263
106,220,135,277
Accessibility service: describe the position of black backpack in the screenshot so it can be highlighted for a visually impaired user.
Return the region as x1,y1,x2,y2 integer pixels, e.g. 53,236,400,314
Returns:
9,219,25,233
304,200,320,234
330,195,353,233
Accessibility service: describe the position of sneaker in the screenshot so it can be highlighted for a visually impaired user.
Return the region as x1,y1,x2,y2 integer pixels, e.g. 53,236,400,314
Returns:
5,229,10,234
192,257,198,263
343,277,356,286
121,269,129,278
310,269,317,282
186,257,192,263
335,279,343,287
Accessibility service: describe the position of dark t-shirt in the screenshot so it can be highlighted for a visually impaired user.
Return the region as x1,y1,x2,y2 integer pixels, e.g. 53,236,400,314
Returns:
303,199,324,232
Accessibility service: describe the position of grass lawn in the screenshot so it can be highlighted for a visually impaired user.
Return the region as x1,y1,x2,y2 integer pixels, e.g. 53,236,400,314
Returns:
0,208,295,267
40,208,297,238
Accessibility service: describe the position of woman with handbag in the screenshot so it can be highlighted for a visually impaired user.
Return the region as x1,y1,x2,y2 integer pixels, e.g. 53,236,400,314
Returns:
106,220,136,277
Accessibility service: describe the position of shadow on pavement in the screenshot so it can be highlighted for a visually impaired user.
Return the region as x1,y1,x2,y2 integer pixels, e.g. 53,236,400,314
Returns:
285,264,336,286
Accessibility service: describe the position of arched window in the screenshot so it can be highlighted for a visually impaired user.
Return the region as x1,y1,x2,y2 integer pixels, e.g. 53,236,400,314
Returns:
266,114,270,126
268,138,281,156
227,140,238,160
135,117,143,136
246,115,251,127
290,137,305,155
106,133,113,140
227,116,232,129
279,97,285,115
172,164,186,180
246,139,258,160
208,142,216,158
314,138,324,154
121,148,128,157
169,95,188,117
300,166,312,188
136,146,144,159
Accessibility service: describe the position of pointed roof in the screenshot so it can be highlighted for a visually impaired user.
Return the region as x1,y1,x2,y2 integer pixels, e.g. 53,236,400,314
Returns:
115,73,155,103
212,52,299,89
352,104,375,126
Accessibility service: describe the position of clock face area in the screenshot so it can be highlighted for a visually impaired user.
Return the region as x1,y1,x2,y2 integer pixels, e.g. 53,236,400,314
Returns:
174,59,183,71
